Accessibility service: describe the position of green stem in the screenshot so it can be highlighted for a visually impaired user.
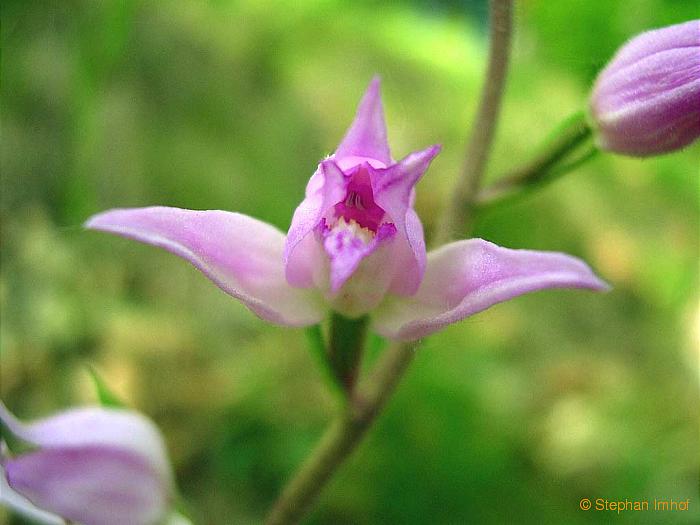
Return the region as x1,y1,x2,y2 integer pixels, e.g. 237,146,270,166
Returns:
328,314,369,394
304,325,345,401
434,0,515,245
551,145,599,178
264,340,418,525
476,111,594,206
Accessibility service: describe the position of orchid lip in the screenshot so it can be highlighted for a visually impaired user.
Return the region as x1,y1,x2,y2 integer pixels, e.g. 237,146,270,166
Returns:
327,217,376,244
320,215,397,294
315,160,401,294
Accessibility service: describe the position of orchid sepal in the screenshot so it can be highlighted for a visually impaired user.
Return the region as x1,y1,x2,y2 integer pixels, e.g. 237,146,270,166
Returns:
372,239,610,341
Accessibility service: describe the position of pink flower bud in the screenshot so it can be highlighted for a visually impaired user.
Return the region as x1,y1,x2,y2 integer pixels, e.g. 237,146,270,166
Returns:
590,20,700,157
0,402,187,525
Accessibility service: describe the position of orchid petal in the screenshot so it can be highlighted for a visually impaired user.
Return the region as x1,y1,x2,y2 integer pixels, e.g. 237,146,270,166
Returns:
373,145,441,295
86,207,325,326
0,462,65,525
386,208,426,296
5,447,167,525
285,161,347,287
373,239,609,341
334,76,392,165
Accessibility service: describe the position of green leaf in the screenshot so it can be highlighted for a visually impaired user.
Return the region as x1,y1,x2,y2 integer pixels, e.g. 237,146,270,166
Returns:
87,365,126,408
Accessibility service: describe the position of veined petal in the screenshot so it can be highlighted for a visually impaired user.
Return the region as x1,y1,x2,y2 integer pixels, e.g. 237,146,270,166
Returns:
373,239,609,341
86,207,325,326
373,145,441,295
591,46,700,155
0,462,65,525
334,76,392,165
5,447,168,525
590,20,700,156
601,20,700,73
285,160,347,287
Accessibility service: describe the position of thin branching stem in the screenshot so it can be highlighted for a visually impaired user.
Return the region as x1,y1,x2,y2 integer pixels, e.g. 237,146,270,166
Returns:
434,0,514,245
476,111,594,206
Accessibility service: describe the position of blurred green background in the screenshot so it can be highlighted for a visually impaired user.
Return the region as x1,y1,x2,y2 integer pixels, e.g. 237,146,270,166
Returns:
1,0,698,523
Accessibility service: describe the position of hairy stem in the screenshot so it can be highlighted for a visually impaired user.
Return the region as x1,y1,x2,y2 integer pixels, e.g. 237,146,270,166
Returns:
434,0,514,245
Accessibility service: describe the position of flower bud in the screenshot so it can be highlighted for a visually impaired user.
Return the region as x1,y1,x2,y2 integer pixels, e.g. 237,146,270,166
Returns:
0,401,184,525
590,20,700,156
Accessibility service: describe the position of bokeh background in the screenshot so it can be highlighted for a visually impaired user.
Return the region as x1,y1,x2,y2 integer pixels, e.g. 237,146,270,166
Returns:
2,1,698,523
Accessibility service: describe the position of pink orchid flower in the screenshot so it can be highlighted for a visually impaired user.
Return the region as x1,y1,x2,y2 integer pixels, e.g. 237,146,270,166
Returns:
86,78,607,341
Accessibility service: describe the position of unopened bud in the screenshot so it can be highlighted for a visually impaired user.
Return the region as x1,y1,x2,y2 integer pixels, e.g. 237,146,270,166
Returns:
590,20,700,157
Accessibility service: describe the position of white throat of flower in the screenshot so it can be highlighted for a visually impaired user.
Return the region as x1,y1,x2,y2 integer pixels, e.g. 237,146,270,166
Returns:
331,217,375,244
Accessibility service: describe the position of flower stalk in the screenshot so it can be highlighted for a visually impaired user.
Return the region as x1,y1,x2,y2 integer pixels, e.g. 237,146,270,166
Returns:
304,325,346,401
476,110,595,206
265,340,418,525
435,0,514,244
328,313,369,393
